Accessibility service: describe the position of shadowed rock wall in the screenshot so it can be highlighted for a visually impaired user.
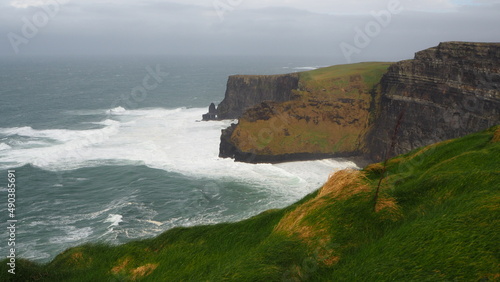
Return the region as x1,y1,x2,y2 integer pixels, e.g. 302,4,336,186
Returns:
216,74,299,119
367,42,500,161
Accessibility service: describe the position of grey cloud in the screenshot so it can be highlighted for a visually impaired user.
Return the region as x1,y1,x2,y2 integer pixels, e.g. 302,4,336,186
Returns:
0,1,498,60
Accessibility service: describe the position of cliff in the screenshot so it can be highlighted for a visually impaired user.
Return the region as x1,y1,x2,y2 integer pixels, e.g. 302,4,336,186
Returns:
367,42,500,161
216,73,299,119
217,42,500,163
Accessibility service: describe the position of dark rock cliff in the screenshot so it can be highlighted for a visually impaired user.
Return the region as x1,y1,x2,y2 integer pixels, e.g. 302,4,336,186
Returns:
367,42,500,161
216,74,299,119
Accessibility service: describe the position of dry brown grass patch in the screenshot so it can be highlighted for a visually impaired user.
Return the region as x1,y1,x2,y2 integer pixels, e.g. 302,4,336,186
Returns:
70,252,83,263
68,251,92,268
319,169,370,199
374,197,398,212
274,198,328,241
131,263,159,280
323,256,340,266
274,169,371,267
387,157,404,166
111,257,131,275
276,169,369,240
364,163,384,174
111,258,158,280
492,127,500,143
374,196,402,220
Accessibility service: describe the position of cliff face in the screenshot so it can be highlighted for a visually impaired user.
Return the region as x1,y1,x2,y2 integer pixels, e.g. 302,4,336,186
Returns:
367,42,500,161
219,63,391,161
216,42,500,163
216,74,299,119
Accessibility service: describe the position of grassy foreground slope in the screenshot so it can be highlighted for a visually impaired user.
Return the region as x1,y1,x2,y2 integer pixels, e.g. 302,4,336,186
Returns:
2,126,499,281
231,62,391,156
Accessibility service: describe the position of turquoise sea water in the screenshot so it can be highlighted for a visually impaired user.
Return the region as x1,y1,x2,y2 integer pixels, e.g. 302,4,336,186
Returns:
0,55,358,262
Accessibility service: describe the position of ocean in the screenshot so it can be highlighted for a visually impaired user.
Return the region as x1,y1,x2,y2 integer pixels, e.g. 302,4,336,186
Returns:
0,55,358,263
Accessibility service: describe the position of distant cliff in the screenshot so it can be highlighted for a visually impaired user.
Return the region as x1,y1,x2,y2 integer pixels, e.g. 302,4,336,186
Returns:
367,42,500,161
216,74,299,119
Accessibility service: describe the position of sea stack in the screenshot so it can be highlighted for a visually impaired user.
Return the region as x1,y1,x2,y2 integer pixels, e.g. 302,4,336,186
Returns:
202,102,218,121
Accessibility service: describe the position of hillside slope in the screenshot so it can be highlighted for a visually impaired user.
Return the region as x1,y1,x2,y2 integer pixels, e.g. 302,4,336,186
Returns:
3,126,499,281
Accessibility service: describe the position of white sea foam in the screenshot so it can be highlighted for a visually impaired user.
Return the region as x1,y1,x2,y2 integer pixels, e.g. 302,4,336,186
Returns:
105,214,123,227
49,226,93,244
106,106,127,114
0,107,358,199
144,219,164,226
0,143,11,151
293,66,320,70
93,119,121,126
0,123,120,143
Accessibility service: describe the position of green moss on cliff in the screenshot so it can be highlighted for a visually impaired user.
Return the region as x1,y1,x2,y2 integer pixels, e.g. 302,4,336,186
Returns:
230,62,391,157
2,126,499,281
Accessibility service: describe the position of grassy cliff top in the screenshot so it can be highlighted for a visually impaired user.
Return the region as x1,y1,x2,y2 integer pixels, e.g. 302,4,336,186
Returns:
3,126,499,281
300,62,391,85
298,62,391,99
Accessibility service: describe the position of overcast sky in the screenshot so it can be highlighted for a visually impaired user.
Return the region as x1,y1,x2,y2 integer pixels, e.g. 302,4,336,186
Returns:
1,0,499,62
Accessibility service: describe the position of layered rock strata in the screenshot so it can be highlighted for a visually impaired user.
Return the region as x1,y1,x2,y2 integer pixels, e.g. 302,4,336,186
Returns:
367,42,500,161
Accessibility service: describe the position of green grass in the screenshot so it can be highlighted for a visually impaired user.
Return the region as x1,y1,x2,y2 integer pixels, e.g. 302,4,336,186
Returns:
299,62,391,95
320,127,500,281
300,62,391,84
2,126,499,281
